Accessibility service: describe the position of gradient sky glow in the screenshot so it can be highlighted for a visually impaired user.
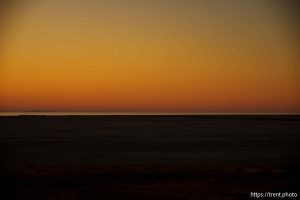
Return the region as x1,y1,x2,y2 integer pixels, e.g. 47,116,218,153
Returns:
0,0,299,113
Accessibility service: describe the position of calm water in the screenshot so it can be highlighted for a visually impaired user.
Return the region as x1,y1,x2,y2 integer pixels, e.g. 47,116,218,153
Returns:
1,115,299,166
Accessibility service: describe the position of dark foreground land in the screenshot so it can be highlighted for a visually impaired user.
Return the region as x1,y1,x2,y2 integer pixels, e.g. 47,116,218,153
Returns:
0,115,299,199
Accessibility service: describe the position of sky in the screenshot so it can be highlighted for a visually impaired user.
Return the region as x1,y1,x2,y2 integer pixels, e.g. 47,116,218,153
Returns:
0,0,299,113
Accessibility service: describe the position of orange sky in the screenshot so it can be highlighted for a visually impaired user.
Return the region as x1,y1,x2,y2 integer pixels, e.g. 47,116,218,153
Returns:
0,0,299,113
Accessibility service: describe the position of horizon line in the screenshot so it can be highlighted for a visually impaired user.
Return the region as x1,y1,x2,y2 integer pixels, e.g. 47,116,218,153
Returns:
0,111,299,116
